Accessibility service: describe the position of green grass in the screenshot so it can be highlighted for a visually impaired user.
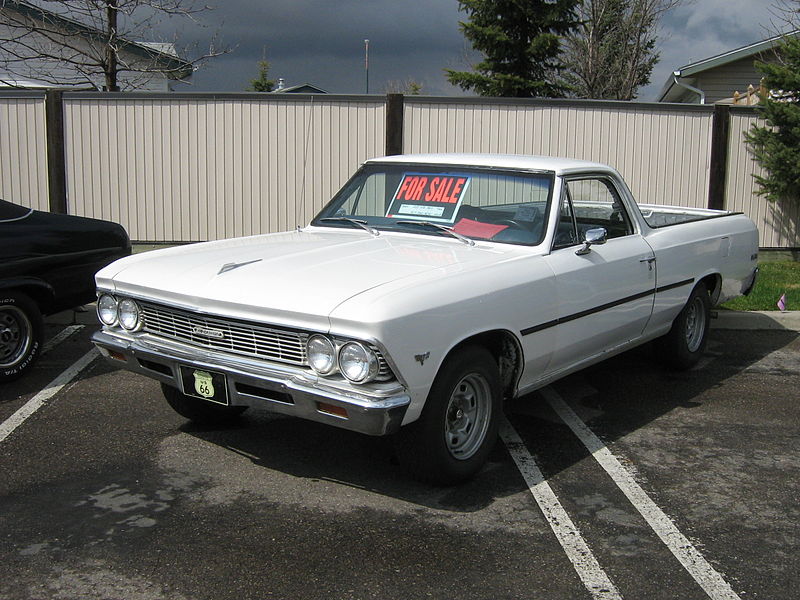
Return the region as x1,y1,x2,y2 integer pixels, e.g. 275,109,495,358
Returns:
721,261,800,311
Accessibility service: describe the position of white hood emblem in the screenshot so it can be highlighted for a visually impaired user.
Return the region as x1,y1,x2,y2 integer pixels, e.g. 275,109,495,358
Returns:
218,259,262,275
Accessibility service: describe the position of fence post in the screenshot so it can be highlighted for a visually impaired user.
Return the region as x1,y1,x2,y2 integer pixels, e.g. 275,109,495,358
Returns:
44,89,67,214
708,104,730,210
385,93,404,156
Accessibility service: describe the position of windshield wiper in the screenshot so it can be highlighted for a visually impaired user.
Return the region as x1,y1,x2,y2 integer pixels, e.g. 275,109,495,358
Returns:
319,217,379,237
396,221,475,246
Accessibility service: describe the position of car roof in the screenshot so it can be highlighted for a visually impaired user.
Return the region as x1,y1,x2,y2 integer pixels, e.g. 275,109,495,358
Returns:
365,153,617,176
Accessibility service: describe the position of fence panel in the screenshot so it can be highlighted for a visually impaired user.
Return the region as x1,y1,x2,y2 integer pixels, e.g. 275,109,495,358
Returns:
3,91,796,248
0,92,49,210
63,93,385,241
403,98,714,210
726,108,800,249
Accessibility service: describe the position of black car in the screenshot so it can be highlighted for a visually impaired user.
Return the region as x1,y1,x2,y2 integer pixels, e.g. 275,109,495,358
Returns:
0,198,131,382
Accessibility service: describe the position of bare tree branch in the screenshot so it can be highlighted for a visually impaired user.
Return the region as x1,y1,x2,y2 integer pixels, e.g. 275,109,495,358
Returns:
562,0,684,100
0,0,227,90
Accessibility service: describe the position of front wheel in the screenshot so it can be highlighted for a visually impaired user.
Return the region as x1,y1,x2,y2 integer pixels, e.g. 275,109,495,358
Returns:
161,383,247,426
657,282,711,370
394,346,502,485
0,291,43,382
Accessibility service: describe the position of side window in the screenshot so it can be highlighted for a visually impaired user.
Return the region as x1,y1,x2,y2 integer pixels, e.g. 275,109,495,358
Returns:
553,185,578,249
565,178,633,240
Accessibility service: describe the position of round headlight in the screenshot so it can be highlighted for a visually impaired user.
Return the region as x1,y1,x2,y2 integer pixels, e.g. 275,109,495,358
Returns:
118,298,141,331
97,294,118,326
307,335,336,375
338,342,379,383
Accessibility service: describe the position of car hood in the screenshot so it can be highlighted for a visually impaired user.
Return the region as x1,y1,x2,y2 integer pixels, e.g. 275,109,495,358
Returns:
98,228,525,328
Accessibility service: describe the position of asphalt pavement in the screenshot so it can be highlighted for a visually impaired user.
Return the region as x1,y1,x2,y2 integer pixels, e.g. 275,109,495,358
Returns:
1,312,798,600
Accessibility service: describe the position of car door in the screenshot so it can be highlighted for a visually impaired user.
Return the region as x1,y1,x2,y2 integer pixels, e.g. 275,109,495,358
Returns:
543,175,656,374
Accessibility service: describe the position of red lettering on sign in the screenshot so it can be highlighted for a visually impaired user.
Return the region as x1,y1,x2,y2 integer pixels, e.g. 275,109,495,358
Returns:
449,178,467,203
396,176,414,200
411,177,428,201
441,177,456,203
394,174,469,206
424,177,440,202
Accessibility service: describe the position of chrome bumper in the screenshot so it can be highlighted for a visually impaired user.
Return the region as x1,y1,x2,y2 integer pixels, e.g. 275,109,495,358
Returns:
91,329,410,436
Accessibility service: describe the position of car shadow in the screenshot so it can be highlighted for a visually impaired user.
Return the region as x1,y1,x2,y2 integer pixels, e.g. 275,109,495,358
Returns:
177,326,798,513
0,324,98,403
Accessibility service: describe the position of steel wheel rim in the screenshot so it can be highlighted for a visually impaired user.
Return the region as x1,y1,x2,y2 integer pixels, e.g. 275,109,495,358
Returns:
444,372,492,460
685,296,706,353
0,306,32,368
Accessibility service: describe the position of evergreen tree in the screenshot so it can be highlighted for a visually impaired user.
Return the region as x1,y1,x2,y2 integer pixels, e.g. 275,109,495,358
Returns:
446,0,579,98
249,59,275,92
746,35,800,204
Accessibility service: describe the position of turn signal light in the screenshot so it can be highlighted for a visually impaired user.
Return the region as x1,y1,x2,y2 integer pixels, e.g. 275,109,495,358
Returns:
316,402,348,419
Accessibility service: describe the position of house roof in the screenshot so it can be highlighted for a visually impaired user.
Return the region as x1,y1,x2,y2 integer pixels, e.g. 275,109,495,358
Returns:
273,83,328,94
0,0,193,79
658,29,800,102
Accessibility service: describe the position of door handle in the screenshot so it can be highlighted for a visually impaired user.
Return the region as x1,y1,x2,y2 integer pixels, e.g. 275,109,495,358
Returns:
640,256,656,271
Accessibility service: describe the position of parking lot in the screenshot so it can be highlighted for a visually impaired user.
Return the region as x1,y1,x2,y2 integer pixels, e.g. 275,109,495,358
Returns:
1,317,798,600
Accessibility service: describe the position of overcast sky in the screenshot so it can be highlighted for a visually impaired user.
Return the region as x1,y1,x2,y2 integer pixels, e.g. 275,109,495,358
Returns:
171,0,787,101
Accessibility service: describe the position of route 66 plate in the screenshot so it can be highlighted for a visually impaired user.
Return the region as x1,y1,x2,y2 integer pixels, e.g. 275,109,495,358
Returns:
179,367,229,405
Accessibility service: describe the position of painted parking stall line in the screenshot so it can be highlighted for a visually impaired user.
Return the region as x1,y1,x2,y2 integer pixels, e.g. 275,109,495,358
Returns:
500,417,623,600
542,387,741,600
42,325,84,355
0,348,98,444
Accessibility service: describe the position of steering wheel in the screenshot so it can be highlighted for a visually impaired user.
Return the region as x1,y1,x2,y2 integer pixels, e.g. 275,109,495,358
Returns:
496,219,529,231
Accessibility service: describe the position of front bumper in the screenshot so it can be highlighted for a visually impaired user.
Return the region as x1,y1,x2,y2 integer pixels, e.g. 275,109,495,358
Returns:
92,329,410,436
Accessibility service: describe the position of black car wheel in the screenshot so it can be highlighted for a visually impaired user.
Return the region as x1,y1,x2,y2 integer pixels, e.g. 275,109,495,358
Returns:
0,291,43,382
394,345,502,485
657,282,711,370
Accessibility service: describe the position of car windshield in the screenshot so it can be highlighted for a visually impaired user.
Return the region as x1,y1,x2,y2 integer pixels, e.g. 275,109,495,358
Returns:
312,163,554,246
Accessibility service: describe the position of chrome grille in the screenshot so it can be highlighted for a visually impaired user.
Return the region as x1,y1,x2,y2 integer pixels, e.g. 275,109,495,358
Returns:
140,302,308,365
138,301,394,380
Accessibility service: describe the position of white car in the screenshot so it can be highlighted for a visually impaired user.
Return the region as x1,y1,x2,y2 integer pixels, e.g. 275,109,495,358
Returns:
92,154,759,483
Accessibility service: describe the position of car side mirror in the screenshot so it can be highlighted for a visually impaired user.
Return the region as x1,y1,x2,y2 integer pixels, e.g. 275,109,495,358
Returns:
575,228,607,256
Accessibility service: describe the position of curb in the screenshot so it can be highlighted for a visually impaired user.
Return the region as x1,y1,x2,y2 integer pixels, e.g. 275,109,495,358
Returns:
712,310,800,332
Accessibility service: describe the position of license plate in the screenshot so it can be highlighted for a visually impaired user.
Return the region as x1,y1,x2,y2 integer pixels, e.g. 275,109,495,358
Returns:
179,367,229,406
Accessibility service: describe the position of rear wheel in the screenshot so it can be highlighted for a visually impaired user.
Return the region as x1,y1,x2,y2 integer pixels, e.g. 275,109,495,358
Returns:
0,292,43,382
394,346,501,485
161,382,247,426
658,282,711,370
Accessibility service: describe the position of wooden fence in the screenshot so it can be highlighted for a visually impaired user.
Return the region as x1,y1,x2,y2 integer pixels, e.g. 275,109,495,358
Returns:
0,90,796,249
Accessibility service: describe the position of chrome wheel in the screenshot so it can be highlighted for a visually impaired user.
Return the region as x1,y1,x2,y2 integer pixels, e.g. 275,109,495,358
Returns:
444,372,492,460
684,296,707,353
0,305,32,368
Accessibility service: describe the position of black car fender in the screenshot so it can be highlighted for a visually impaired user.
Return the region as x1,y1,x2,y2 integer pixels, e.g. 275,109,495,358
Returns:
0,277,56,310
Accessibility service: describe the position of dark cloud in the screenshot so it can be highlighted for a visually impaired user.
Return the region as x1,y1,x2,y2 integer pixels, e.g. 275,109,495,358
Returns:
173,0,469,94
167,0,776,100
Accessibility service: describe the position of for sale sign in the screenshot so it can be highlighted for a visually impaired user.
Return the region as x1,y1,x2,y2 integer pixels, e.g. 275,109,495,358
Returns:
386,173,471,223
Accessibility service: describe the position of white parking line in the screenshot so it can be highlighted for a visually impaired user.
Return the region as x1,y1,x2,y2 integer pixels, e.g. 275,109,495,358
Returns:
42,325,85,355
542,387,742,600
0,348,99,445
500,417,623,600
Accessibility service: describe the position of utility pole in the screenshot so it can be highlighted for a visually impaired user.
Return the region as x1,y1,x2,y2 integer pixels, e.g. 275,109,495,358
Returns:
364,39,369,94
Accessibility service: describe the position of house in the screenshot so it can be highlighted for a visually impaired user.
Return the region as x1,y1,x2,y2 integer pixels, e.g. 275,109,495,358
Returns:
0,0,192,91
658,30,800,104
273,79,328,94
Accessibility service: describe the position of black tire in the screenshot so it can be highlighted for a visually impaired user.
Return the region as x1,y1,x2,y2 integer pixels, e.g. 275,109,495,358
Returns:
0,291,43,382
394,345,502,485
161,382,247,426
658,282,711,370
